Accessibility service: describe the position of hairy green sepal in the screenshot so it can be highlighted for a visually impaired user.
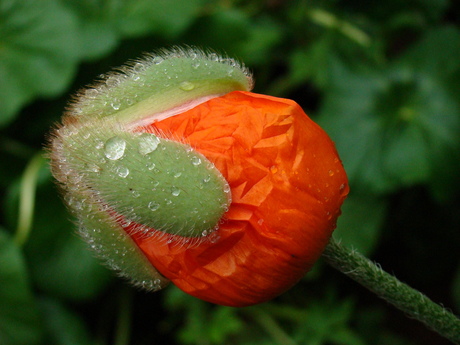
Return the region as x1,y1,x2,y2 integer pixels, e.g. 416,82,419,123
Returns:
61,128,230,237
71,48,252,126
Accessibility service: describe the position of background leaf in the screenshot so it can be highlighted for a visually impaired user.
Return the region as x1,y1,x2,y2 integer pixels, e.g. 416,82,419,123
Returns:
0,229,43,345
334,193,388,255
0,0,80,127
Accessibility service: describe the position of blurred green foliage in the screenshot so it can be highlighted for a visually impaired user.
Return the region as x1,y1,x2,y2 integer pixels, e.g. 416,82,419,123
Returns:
0,0,459,344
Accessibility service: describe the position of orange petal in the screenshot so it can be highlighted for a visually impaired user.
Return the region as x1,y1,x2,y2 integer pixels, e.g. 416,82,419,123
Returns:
130,91,349,306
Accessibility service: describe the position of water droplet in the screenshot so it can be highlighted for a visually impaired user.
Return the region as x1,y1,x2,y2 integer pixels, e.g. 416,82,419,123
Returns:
173,172,182,178
223,184,231,193
201,230,208,236
208,232,220,243
328,170,334,176
104,136,126,160
147,162,156,170
152,56,163,65
117,164,129,177
111,100,121,110
171,187,181,196
148,201,160,211
106,76,120,88
95,139,104,149
191,61,200,69
179,81,195,91
138,134,160,155
203,175,211,183
191,156,201,166
86,88,98,99
131,189,140,198
133,62,144,73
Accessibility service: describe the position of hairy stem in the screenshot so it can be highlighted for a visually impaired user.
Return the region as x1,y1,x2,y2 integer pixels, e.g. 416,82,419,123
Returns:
323,237,460,344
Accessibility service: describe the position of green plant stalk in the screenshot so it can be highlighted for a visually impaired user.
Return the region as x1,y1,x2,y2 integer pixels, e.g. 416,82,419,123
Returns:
15,153,46,246
114,286,133,345
307,8,371,47
248,309,297,345
323,237,460,344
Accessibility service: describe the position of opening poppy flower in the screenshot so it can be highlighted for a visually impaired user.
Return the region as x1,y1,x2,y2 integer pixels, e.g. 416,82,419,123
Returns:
49,48,348,307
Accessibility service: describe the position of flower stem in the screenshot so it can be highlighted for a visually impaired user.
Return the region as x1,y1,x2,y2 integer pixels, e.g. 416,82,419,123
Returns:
323,237,460,344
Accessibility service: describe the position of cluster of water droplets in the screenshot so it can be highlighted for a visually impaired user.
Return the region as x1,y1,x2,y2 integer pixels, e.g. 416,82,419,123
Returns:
69,130,232,240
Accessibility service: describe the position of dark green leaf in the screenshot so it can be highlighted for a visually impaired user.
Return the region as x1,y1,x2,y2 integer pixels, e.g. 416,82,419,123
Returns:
117,0,206,39
318,28,460,194
4,171,113,301
334,193,388,255
27,185,113,300
208,307,243,344
62,0,120,60
0,228,43,345
452,264,460,313
0,0,81,126
39,297,92,345
182,9,251,55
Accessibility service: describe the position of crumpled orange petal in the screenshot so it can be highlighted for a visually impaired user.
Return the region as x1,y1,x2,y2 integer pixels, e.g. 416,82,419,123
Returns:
128,91,349,307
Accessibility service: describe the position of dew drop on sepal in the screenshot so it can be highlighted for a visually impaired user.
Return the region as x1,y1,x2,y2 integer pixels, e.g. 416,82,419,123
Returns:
191,156,201,166
138,134,160,155
111,101,121,110
85,88,99,99
179,81,195,91
148,201,160,212
104,136,126,160
171,187,181,196
116,165,130,178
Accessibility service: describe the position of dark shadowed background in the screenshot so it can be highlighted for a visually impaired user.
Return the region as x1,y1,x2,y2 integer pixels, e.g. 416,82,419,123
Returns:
1,1,459,344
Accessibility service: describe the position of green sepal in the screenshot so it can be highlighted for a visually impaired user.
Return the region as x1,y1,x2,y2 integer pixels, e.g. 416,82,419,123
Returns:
54,125,231,238
75,200,169,291
70,47,252,126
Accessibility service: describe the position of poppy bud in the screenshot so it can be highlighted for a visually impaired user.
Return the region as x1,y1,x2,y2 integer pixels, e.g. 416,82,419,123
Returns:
49,47,348,306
